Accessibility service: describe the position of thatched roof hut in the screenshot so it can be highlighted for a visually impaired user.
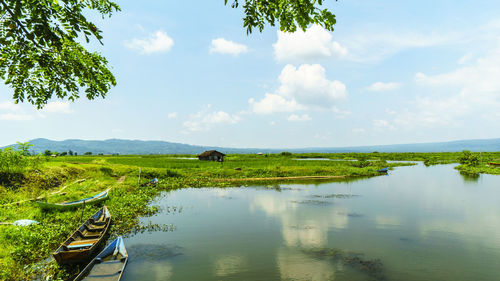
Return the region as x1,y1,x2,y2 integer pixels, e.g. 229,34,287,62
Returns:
198,150,225,161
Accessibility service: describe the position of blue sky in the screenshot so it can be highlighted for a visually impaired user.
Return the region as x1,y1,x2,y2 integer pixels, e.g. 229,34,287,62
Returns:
1,0,499,148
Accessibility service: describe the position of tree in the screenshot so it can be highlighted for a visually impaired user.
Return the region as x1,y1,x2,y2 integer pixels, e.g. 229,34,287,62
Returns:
16,141,33,156
68,150,74,156
84,151,92,155
1,1,336,108
0,0,119,108
225,0,337,34
44,150,51,156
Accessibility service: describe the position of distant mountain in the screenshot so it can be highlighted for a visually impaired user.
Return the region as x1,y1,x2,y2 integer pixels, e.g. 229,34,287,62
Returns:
2,138,499,155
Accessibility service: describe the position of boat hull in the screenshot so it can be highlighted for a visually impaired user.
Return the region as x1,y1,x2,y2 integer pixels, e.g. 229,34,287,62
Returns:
53,206,111,265
36,189,109,211
73,236,128,281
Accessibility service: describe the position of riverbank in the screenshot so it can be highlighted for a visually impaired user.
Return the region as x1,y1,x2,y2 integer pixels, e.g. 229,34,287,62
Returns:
0,152,497,280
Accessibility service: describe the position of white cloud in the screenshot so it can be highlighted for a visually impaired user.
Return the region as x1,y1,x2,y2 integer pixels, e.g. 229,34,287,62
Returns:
43,101,73,114
0,100,33,121
366,82,401,92
249,94,302,115
125,30,174,54
343,30,462,62
273,25,347,62
373,119,395,130
168,112,178,119
210,38,248,56
0,113,33,121
183,106,241,132
249,64,347,115
352,128,366,134
398,43,500,127
0,101,18,111
287,114,312,121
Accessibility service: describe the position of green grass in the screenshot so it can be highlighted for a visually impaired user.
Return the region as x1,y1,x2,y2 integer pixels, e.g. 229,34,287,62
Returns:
0,152,498,280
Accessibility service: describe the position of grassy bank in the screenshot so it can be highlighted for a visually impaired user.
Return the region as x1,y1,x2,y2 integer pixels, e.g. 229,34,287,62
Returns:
0,152,498,280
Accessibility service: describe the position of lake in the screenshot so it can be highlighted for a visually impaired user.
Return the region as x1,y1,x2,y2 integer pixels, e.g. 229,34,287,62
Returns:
121,163,500,281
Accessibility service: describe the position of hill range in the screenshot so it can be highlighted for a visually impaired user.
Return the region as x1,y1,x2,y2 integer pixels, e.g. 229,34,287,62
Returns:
2,138,499,155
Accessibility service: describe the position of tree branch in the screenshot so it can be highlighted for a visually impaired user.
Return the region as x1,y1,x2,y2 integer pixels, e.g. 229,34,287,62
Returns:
0,0,44,49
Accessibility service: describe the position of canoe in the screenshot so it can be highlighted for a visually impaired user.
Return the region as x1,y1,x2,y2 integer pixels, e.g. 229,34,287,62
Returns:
377,167,389,173
141,178,158,186
488,162,500,167
36,189,110,210
53,206,111,264
73,236,128,281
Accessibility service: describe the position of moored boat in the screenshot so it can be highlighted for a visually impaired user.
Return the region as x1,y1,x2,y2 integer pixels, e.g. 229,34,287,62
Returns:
73,236,128,281
488,162,500,167
53,206,111,264
377,167,389,173
36,189,110,211
141,178,158,186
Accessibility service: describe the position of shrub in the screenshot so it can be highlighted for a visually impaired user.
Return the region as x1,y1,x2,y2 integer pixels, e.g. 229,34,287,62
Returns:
0,147,29,174
458,150,480,167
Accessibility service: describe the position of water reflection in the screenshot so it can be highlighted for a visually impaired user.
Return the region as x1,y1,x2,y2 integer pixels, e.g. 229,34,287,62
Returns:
277,248,337,281
213,254,248,277
123,164,500,281
459,171,480,183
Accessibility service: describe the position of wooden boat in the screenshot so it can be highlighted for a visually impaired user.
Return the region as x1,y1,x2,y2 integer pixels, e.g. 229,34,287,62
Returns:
488,162,500,167
141,178,158,186
53,206,111,264
377,167,389,173
73,236,128,281
36,189,110,210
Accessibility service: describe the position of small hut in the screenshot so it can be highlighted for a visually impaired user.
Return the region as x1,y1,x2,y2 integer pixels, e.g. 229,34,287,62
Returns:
198,150,225,162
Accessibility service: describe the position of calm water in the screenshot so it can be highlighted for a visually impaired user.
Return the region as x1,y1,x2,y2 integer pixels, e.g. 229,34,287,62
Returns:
121,163,500,281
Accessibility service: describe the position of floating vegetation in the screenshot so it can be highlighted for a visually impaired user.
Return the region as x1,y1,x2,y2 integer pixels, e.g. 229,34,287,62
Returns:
129,221,176,236
306,248,385,280
290,200,331,205
336,212,364,217
399,237,414,243
309,194,360,199
164,206,184,214
289,225,316,230
127,244,183,262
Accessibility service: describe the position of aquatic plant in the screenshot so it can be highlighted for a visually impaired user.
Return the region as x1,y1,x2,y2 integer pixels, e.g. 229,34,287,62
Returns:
307,248,385,280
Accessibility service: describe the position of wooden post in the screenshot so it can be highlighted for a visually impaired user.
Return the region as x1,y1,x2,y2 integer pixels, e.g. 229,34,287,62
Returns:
137,167,142,186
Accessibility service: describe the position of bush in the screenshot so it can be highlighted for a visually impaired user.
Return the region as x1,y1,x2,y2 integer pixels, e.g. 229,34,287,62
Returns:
458,150,480,167
280,152,292,156
0,147,29,174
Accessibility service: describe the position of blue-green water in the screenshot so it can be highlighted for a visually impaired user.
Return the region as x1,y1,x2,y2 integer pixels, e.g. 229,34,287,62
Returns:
121,163,500,281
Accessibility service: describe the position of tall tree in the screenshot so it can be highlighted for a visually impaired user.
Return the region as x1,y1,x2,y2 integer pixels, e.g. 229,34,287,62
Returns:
0,0,336,108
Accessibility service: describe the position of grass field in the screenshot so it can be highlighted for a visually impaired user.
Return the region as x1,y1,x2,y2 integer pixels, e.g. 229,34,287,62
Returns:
0,152,498,280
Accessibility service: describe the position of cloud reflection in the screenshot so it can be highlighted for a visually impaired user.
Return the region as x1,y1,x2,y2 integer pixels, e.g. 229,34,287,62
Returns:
277,248,336,281
251,194,350,248
214,254,248,277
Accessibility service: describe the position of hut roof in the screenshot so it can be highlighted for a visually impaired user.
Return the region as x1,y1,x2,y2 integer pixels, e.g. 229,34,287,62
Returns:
198,150,225,157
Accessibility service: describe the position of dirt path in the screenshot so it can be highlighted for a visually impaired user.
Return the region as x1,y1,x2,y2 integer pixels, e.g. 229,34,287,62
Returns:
215,175,346,182
117,175,127,184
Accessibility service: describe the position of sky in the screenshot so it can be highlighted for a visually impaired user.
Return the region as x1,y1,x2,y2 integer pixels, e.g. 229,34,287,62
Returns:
1,0,500,148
